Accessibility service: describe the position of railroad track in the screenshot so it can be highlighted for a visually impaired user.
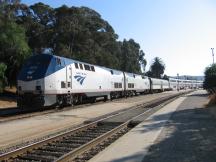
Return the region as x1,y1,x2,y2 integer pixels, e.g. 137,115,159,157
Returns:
0,116,132,162
0,91,192,162
0,91,180,123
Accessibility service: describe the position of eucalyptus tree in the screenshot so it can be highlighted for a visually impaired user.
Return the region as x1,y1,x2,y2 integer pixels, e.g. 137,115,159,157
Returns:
53,5,121,69
120,39,145,73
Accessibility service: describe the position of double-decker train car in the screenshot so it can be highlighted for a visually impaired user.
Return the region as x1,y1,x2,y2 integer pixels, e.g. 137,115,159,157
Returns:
17,54,203,108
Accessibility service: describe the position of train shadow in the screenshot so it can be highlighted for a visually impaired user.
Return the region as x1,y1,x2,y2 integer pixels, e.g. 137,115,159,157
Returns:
0,106,54,117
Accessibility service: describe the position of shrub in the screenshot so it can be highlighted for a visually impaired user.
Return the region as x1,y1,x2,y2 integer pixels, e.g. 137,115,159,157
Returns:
203,64,216,90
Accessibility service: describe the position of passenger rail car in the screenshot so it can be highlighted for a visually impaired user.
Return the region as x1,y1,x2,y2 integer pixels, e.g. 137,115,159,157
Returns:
169,78,178,90
17,54,203,108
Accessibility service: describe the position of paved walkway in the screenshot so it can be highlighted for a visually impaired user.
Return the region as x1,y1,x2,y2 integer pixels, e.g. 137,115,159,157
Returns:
90,90,216,162
142,90,216,162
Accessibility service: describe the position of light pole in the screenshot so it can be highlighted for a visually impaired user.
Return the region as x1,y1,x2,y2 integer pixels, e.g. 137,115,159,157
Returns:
211,48,214,64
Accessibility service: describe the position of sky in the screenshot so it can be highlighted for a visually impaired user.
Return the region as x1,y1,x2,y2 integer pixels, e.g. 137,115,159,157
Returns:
22,0,216,76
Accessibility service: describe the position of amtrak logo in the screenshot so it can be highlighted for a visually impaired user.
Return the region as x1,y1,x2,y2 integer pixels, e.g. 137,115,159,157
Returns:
74,75,86,85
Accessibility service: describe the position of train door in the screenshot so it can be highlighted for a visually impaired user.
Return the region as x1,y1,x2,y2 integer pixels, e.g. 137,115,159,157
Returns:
66,65,72,91
161,80,163,91
123,72,127,95
149,78,152,93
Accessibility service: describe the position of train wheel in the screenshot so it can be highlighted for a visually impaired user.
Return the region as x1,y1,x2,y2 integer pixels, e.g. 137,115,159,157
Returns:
78,96,83,104
73,95,79,105
90,97,96,103
57,95,64,108
68,95,73,106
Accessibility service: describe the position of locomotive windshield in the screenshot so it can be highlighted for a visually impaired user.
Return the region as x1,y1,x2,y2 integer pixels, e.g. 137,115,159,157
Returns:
18,54,52,81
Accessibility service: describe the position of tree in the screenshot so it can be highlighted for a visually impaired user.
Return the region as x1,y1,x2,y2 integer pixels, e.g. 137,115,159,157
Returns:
149,57,165,78
145,70,153,77
0,0,30,85
15,2,55,54
139,50,147,73
120,39,144,73
52,6,121,69
163,74,169,80
0,63,7,93
203,64,216,91
0,20,31,86
0,0,31,87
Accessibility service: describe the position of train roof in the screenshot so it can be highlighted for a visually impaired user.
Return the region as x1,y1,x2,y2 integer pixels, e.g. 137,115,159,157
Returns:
42,54,148,77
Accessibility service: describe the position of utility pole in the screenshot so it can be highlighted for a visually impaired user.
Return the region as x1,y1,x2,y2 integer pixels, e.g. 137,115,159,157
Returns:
211,48,214,64
177,73,179,91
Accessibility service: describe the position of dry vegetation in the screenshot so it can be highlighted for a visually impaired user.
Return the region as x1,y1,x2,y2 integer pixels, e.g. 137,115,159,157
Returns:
207,94,216,106
0,87,17,108
207,93,216,118
4,86,17,94
0,99,16,108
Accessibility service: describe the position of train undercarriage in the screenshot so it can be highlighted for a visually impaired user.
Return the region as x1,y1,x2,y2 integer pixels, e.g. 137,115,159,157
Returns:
17,89,153,109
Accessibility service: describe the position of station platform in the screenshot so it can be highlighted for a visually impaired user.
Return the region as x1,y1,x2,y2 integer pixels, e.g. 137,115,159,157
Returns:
89,90,216,162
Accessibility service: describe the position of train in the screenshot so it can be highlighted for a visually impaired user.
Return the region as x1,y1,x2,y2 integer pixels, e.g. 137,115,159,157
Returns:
17,54,203,108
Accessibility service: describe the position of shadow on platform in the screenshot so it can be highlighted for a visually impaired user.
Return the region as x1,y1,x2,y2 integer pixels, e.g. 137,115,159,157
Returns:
108,105,216,162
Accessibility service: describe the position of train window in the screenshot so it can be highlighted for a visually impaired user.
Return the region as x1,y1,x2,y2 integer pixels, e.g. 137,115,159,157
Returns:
79,63,83,70
128,83,131,88
75,63,79,69
84,64,90,71
110,70,113,75
114,82,118,88
128,83,134,88
61,81,66,88
91,66,95,72
56,58,61,66
118,83,122,88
